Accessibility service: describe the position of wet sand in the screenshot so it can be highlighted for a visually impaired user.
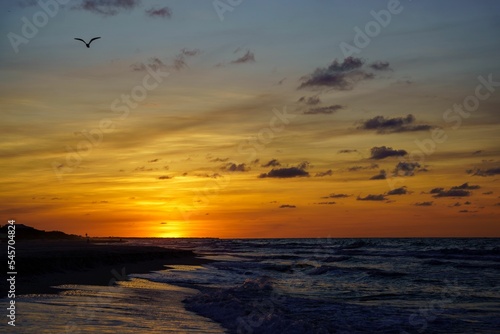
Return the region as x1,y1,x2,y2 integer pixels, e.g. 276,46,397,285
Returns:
3,240,211,295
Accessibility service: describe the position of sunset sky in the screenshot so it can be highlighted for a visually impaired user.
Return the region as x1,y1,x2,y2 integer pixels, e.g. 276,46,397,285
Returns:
1,0,499,238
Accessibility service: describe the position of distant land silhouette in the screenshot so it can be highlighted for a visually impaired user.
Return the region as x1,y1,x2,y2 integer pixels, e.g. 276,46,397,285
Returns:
0,224,81,240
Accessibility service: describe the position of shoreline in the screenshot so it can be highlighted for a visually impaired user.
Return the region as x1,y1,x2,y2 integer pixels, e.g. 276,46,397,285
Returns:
2,240,211,295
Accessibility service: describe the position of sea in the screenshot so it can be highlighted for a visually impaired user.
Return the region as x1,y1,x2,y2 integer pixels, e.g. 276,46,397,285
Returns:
11,238,500,333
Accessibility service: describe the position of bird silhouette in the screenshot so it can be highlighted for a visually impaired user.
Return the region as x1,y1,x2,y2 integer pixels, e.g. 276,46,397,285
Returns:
74,37,101,48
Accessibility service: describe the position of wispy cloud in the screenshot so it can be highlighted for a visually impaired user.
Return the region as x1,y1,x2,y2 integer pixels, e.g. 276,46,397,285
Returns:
298,96,321,105
414,201,433,206
279,204,296,208
304,105,343,115
468,167,500,177
357,194,387,201
145,6,172,18
230,50,256,64
358,114,433,134
299,57,388,90
315,170,333,177
74,0,141,17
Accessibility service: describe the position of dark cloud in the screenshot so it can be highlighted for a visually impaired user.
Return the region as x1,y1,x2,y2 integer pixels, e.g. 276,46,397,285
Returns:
131,57,167,72
298,96,321,105
387,187,408,195
433,189,471,198
160,222,167,225
279,204,296,208
451,183,480,190
134,166,154,172
145,6,172,18
304,105,343,115
338,149,358,154
370,146,407,160
370,170,387,180
358,114,432,134
195,173,222,178
483,191,493,195
209,157,229,162
172,48,202,70
357,194,387,201
259,161,309,178
221,163,249,172
469,167,500,177
231,50,255,64
148,158,159,163
370,61,391,71
430,187,444,194
298,57,375,90
158,175,172,180
261,159,281,167
74,0,141,16
348,164,378,172
393,162,421,176
316,202,336,205
315,170,333,177
297,161,310,170
323,193,351,198
472,150,483,155
415,201,433,206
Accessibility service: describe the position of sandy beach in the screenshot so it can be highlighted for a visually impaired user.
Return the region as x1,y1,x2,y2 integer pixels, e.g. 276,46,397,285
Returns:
3,240,211,295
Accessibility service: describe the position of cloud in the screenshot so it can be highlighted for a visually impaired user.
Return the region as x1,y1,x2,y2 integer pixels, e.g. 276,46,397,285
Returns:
315,170,333,177
172,48,202,70
316,202,336,205
323,193,351,198
369,61,391,71
432,189,471,198
74,0,141,16
221,163,249,172
261,159,281,167
469,167,500,177
347,164,378,172
472,150,483,155
451,183,480,190
131,57,167,72
209,157,229,162
387,187,408,195
415,201,433,206
158,175,172,180
370,146,407,160
358,114,432,134
160,222,168,225
357,194,387,201
259,163,309,178
393,162,421,176
370,170,387,180
299,57,381,90
148,158,160,163
279,204,296,208
338,149,358,154
304,105,343,115
145,6,172,18
298,96,321,105
231,50,256,64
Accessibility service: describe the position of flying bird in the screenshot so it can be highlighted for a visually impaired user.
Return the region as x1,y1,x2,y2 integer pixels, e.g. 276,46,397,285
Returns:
74,37,101,48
